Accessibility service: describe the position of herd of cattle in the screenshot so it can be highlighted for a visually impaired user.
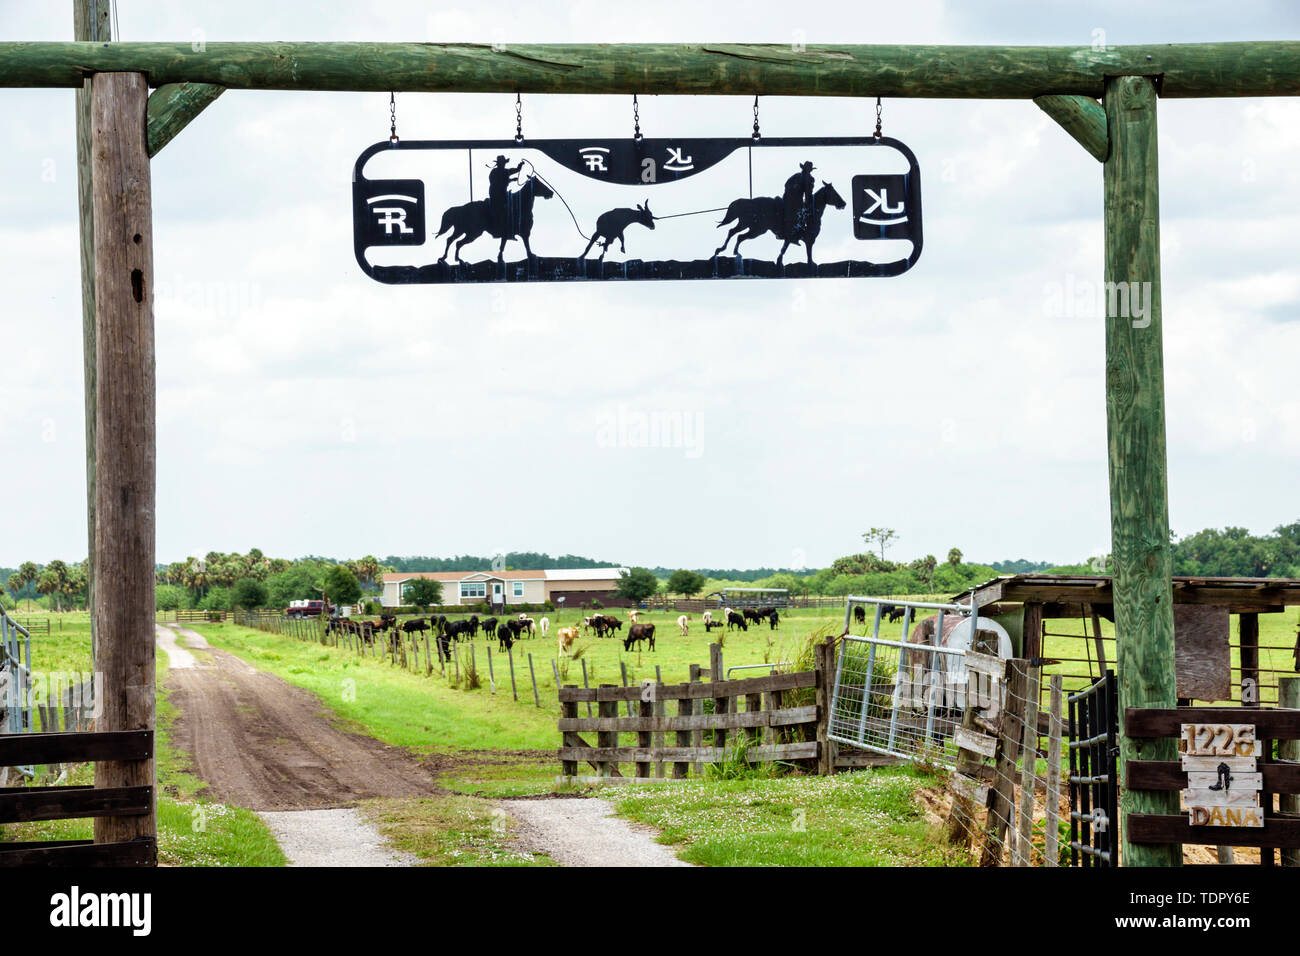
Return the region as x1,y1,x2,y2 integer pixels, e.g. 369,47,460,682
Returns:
323,604,782,663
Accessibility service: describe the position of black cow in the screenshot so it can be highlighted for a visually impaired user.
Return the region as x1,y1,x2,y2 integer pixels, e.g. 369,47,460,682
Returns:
881,604,905,624
482,617,499,638
727,611,748,631
854,605,866,625
623,622,656,652
468,615,480,638
402,618,429,638
704,619,725,632
766,609,780,630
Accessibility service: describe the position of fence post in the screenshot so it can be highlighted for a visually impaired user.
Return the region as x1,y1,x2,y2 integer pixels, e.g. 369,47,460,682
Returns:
560,690,578,781
690,663,703,777
581,659,592,717
507,646,517,701
980,658,1030,866
637,694,652,780
814,640,833,776
597,686,616,778
528,653,540,707
1281,677,1299,867
1014,664,1042,866
709,644,728,762
1043,675,1064,867
487,646,495,693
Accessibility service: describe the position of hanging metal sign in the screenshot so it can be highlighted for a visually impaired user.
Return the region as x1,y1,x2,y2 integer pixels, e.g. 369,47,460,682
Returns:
351,135,921,284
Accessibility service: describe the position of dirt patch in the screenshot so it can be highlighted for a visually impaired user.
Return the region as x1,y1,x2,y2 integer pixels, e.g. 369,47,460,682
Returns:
166,642,442,811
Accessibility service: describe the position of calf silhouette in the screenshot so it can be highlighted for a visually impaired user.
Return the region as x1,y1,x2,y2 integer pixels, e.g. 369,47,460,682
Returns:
581,201,655,260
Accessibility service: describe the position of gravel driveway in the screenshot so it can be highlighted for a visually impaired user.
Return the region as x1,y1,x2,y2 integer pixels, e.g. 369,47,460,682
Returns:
502,797,690,867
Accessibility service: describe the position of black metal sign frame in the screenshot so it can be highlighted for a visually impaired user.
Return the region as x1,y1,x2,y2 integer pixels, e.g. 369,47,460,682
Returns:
352,135,921,284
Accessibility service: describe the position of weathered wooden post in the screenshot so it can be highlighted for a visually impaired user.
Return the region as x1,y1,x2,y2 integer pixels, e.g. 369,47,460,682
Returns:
1281,678,1299,867
91,70,157,850
75,0,112,669
1104,74,1180,867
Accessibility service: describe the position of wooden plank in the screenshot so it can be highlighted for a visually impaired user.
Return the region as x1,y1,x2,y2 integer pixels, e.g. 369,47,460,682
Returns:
1181,755,1258,772
0,837,156,867
558,669,817,702
1125,813,1299,846
1173,605,1231,701
559,692,578,779
0,730,152,767
557,705,817,733
8,41,1300,98
1126,707,1300,739
674,693,692,779
91,71,158,852
1128,760,1300,793
557,741,819,763
953,727,998,759
1034,94,1107,161
1181,789,1260,809
0,785,152,824
1186,771,1261,790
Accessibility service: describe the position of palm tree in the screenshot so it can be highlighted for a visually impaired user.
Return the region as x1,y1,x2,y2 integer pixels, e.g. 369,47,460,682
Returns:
947,547,963,567
10,561,39,611
36,569,60,611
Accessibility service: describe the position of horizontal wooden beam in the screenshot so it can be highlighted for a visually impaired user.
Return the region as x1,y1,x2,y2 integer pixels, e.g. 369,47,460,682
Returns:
0,730,152,767
1125,706,1300,739
1,41,1299,97
1034,94,1108,161
0,784,152,824
146,82,224,157
0,836,156,866
1127,812,1300,849
1128,759,1300,793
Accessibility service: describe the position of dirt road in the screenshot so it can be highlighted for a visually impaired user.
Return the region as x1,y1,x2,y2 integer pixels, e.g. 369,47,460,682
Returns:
164,627,438,812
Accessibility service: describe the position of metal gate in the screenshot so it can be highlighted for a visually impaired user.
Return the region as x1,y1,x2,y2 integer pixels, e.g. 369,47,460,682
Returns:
1067,669,1119,866
828,597,976,769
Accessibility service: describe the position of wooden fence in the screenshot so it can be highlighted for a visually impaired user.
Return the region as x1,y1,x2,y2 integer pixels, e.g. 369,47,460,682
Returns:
555,640,882,783
170,608,225,623
0,729,156,866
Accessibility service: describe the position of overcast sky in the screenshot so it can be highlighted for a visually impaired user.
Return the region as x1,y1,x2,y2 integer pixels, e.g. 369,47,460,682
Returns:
2,2,1299,571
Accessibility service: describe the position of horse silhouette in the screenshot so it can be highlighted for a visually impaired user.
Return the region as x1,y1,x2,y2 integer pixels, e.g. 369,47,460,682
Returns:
713,181,846,265
435,175,555,264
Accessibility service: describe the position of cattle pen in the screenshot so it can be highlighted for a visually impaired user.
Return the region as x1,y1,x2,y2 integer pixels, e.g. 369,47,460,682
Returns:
2,27,1300,866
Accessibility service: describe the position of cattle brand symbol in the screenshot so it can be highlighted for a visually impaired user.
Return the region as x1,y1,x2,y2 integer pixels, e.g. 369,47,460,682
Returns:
580,146,610,173
852,172,920,242
352,135,922,284
352,177,425,247
663,146,694,172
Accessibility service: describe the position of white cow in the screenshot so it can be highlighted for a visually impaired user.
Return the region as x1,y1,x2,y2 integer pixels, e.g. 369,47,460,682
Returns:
539,616,550,638
629,609,640,623
676,613,690,636
702,610,713,626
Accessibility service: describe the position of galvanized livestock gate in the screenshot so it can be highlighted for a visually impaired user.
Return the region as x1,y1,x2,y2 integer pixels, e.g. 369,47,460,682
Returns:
3,15,1300,863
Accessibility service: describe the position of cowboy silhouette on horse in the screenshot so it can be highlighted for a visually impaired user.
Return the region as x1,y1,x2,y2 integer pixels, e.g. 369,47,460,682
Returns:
435,155,554,263
488,154,527,236
783,161,816,237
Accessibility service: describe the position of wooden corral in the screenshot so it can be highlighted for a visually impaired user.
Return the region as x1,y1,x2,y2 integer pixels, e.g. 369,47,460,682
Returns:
957,574,1300,707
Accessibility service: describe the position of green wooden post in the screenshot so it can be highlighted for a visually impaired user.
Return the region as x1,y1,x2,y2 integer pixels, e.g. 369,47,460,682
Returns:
1104,75,1180,867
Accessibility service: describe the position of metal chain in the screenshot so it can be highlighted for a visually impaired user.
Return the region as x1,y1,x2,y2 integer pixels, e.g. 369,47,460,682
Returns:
515,93,524,144
633,94,642,141
874,96,883,139
752,95,761,141
389,92,398,144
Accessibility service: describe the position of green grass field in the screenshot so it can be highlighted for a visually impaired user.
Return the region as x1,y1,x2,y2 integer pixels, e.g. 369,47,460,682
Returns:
8,601,1295,866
